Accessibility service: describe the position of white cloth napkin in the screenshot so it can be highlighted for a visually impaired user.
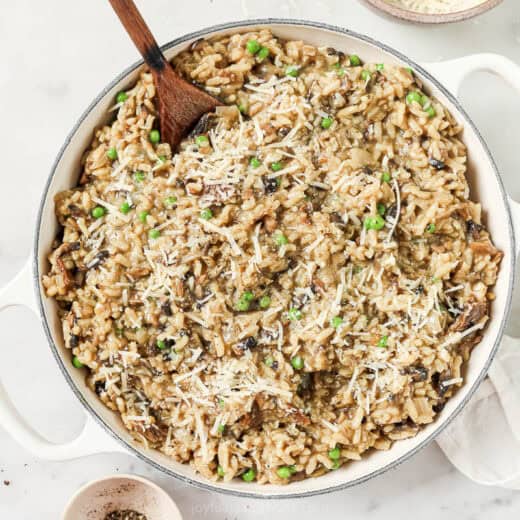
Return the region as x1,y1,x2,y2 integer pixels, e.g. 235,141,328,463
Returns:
437,335,520,489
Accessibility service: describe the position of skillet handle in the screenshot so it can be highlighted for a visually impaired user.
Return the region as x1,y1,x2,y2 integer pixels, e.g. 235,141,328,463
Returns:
0,258,125,459
424,53,520,256
426,54,520,488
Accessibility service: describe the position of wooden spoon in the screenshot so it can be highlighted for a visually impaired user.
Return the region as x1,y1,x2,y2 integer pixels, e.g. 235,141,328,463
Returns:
108,0,221,149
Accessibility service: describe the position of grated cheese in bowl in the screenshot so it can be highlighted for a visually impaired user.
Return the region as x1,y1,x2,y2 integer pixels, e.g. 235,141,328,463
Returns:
384,0,490,13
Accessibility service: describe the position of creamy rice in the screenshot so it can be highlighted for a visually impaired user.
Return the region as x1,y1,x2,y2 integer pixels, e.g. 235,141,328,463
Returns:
42,30,502,484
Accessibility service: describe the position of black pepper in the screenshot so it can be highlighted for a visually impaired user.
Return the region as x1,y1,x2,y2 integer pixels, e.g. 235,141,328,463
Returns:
104,510,147,520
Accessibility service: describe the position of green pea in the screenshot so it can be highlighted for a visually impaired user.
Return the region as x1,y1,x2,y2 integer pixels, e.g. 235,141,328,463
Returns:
149,129,160,144
72,356,84,369
238,103,247,114
243,291,254,302
242,468,256,482
264,356,274,367
217,465,225,478
116,91,128,103
195,135,209,146
425,106,436,118
270,161,283,172
406,91,423,105
321,117,333,129
331,316,343,328
377,335,388,348
138,211,149,223
274,232,288,246
275,177,282,187
120,202,131,214
250,157,261,168
361,70,371,81
376,63,384,71
288,308,302,321
381,172,391,183
246,39,261,55
277,465,296,479
328,446,341,460
377,203,386,216
149,229,160,239
286,65,299,78
158,155,167,163
134,171,146,182
218,398,225,408
405,67,414,75
164,196,177,207
157,339,167,350
217,424,225,434
332,62,346,76
91,206,106,219
291,355,304,370
331,460,341,470
257,46,270,61
235,291,254,312
364,215,385,230
200,208,213,220
349,55,361,66
259,295,271,309
107,147,118,160
427,223,436,233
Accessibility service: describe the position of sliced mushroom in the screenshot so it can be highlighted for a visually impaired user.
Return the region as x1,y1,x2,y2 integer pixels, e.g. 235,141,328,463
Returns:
53,242,80,288
466,219,483,240
141,423,168,445
85,250,109,270
451,300,488,332
469,240,499,257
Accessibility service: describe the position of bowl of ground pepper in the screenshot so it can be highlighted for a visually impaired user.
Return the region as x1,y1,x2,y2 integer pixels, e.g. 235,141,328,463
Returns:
62,474,182,520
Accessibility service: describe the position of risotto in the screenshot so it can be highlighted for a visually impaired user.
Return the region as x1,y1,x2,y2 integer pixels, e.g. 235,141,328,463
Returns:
42,30,502,484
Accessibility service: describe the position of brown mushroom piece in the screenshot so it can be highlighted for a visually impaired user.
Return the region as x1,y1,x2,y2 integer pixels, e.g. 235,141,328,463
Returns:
431,372,452,397
451,300,488,332
53,241,80,288
189,112,215,136
466,219,484,240
403,365,428,382
85,250,109,270
469,240,501,257
232,336,257,356
297,372,314,397
238,401,263,430
304,185,328,212
141,423,169,445
286,406,311,426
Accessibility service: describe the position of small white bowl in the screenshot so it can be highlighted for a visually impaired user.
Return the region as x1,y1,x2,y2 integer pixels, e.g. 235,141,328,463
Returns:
62,474,183,520
362,0,503,24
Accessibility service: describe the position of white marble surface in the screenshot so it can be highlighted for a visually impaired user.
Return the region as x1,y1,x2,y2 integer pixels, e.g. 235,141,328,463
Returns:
1,0,520,518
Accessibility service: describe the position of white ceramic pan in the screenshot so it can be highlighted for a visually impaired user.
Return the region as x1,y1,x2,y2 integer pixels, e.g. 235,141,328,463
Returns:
1,20,520,498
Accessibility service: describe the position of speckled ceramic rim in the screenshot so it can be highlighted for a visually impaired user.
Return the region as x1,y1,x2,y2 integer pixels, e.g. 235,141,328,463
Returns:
62,474,182,520
362,0,503,24
34,19,515,499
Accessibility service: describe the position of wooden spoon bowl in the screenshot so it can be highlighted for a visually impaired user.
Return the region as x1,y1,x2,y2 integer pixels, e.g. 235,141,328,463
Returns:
109,0,221,148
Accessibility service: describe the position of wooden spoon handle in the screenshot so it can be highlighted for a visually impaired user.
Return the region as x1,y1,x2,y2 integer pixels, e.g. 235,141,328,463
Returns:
108,0,167,71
